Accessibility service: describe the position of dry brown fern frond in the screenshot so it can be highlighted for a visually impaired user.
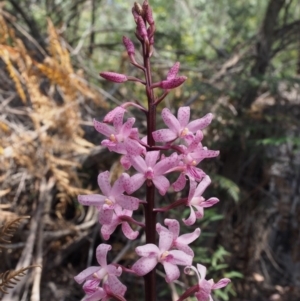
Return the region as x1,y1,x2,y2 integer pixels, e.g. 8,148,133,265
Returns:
0,266,38,294
0,216,29,246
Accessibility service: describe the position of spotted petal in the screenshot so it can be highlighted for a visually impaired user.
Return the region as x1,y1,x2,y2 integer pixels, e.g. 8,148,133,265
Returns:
132,257,158,276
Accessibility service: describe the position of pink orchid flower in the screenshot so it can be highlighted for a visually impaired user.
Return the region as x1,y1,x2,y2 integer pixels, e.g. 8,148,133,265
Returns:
78,171,140,224
171,131,219,191
94,109,145,155
132,229,193,283
183,176,219,226
152,107,213,143
100,205,139,240
74,244,125,295
125,151,178,195
185,264,231,301
82,279,126,301
156,218,200,256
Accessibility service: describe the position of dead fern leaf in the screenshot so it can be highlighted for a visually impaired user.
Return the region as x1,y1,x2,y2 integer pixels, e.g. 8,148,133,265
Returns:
0,48,26,103
0,216,30,246
0,265,39,294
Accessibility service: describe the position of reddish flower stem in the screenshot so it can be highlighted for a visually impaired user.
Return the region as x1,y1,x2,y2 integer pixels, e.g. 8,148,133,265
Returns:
142,26,157,301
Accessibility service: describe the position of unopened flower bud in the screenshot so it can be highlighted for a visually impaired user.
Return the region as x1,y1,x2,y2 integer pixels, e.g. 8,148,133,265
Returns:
136,16,148,40
132,7,139,22
134,2,143,15
159,76,187,89
100,72,128,83
167,62,180,80
123,36,135,55
143,1,154,25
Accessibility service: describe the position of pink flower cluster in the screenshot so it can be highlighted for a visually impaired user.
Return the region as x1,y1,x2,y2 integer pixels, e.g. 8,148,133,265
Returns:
75,1,230,301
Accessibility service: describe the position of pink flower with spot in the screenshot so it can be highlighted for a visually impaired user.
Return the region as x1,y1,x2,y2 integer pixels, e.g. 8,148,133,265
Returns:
94,109,145,156
185,264,230,301
152,107,213,143
82,280,126,301
124,151,179,195
100,205,139,240
172,131,219,191
74,244,126,296
183,176,219,226
132,230,193,283
156,218,200,256
78,171,140,225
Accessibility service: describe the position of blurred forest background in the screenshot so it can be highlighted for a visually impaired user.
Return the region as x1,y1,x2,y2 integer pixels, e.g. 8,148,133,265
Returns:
0,0,300,300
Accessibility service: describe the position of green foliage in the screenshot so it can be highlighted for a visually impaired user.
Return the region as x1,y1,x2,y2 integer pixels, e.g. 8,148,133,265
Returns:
213,175,240,203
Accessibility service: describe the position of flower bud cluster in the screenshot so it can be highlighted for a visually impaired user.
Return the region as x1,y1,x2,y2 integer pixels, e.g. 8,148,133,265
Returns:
75,1,230,300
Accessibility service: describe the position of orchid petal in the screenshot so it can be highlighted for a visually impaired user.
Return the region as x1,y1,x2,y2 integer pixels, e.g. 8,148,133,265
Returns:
177,106,190,127
145,150,160,167
168,250,193,266
110,177,125,198
121,222,139,240
83,279,100,294
93,119,114,137
116,194,139,210
101,222,118,240
212,278,231,289
103,107,126,123
97,171,111,197
161,108,181,133
197,264,207,279
120,155,131,169
194,206,204,219
112,110,125,132
182,205,196,226
152,175,170,195
107,275,127,295
132,257,158,276
174,242,194,256
177,228,201,245
129,155,147,173
201,197,219,208
74,266,101,284
152,129,177,142
125,173,145,194
99,209,114,225
158,229,173,251
164,219,179,238
172,173,187,191
194,175,211,196
95,243,111,266
125,139,145,155
83,288,107,301
135,244,159,257
155,223,168,234
153,155,178,175
120,117,135,137
188,180,198,201
78,194,106,206
162,262,180,283
187,113,213,132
